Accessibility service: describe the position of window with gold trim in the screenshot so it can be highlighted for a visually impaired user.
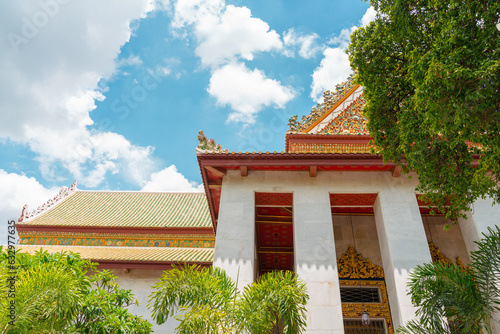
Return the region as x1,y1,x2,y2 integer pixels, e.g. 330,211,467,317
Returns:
337,246,393,334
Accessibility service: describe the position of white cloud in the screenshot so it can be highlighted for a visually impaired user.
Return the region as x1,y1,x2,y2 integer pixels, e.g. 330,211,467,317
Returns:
141,165,203,192
309,6,375,102
310,48,352,102
361,6,376,27
208,62,295,123
283,29,321,59
172,1,282,67
194,5,282,67
117,54,143,68
0,170,60,225
170,0,292,123
0,0,158,188
151,0,172,12
80,132,157,187
329,27,356,50
154,57,182,78
172,0,224,28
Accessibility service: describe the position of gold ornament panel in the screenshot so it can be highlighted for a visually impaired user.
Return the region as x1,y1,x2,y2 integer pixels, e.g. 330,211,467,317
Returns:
338,245,385,279
288,142,371,154
341,280,393,334
428,242,468,271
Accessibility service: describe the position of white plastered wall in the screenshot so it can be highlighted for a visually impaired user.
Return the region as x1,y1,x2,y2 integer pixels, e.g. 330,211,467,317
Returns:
212,169,432,333
113,269,178,333
459,197,500,333
212,186,255,290
373,188,432,329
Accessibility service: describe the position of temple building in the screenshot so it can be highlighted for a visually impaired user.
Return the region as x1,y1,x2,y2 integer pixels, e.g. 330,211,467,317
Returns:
16,75,500,333
16,190,214,332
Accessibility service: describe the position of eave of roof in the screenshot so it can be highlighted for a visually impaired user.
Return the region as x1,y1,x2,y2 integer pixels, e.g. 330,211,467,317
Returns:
197,151,384,165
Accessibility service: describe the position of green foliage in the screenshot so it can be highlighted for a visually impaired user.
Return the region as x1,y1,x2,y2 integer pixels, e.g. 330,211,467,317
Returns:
0,249,92,333
347,0,500,222
240,271,308,334
398,226,500,334
74,270,152,334
149,264,239,333
148,264,309,334
0,248,152,334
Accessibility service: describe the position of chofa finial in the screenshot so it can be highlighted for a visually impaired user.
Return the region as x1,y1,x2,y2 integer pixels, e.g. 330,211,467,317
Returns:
196,130,228,154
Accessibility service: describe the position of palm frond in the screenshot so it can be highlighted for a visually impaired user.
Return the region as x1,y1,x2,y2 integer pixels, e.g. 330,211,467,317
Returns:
241,271,309,334
148,264,238,330
399,225,500,334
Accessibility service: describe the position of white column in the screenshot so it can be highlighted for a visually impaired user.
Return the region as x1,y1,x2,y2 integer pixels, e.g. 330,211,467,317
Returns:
212,182,255,290
459,197,500,333
373,188,432,329
294,189,344,333
459,198,500,253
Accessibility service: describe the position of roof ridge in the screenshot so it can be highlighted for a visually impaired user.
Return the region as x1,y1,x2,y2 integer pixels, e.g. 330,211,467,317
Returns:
19,180,78,223
75,190,204,194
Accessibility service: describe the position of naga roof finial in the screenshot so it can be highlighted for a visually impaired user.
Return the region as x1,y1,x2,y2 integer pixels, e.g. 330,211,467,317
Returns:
196,130,228,154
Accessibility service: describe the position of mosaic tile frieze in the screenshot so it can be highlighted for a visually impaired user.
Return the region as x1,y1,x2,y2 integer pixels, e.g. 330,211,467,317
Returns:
18,232,215,248
319,95,368,135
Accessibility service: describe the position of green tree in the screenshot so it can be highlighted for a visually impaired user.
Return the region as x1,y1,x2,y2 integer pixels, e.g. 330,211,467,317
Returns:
74,270,152,334
0,249,152,334
347,0,500,221
0,249,91,333
148,264,309,334
240,271,309,334
398,226,500,334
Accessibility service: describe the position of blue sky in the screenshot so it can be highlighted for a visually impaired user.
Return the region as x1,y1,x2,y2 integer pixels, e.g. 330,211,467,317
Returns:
0,0,374,221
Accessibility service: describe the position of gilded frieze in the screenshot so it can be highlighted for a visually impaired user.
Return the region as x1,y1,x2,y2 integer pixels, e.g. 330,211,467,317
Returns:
428,242,468,271
288,143,371,154
319,95,369,135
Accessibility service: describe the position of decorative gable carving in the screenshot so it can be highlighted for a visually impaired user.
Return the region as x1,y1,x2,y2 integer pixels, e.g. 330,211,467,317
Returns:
428,242,468,271
288,73,357,133
318,95,368,135
337,245,385,279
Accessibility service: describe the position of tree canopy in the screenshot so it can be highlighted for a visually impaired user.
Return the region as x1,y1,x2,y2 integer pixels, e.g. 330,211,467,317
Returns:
0,248,152,334
148,265,309,334
347,0,500,221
